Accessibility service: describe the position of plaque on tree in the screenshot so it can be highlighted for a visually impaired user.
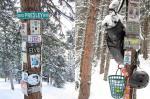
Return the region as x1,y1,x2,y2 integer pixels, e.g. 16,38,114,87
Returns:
27,44,41,54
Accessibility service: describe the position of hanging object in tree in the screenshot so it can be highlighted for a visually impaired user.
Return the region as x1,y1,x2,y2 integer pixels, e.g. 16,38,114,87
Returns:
129,70,149,89
123,51,132,65
102,0,125,64
103,17,125,64
108,66,126,99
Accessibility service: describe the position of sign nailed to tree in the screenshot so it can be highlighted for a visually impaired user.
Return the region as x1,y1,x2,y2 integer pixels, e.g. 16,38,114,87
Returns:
127,0,140,22
28,35,41,43
17,12,49,19
27,45,41,54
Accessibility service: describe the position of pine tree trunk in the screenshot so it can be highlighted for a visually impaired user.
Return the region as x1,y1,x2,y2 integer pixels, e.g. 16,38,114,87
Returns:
9,70,14,90
20,0,42,99
143,16,148,59
103,49,110,81
75,0,89,83
78,0,100,99
100,33,106,74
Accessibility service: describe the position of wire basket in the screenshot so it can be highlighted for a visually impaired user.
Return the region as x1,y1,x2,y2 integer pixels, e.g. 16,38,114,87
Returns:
108,75,126,99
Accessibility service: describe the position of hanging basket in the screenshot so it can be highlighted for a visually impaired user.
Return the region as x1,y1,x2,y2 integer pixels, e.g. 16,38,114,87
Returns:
108,73,126,99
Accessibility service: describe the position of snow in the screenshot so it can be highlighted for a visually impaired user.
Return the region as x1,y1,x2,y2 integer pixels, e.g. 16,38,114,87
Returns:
1,55,150,99
101,12,124,29
0,80,77,99
89,55,150,99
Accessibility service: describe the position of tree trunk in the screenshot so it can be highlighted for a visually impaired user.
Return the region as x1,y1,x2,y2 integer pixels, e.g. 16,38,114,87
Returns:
78,0,100,99
9,70,14,90
100,33,106,74
75,0,89,83
20,0,42,99
103,48,110,81
143,16,148,59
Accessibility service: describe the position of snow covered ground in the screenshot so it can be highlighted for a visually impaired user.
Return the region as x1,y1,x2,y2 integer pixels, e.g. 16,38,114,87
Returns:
0,55,150,99
0,79,77,99
90,55,150,99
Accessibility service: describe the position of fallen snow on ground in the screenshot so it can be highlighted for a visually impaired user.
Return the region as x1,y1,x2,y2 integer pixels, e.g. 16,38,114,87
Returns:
0,79,77,99
90,55,150,99
0,55,150,99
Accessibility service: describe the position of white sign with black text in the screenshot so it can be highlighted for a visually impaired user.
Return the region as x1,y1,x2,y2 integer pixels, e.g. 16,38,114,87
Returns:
28,35,41,43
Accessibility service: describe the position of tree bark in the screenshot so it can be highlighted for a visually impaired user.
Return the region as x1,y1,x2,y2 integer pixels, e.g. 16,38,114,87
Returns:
143,16,148,59
9,70,14,90
100,33,106,74
103,48,110,81
78,0,100,99
20,0,42,99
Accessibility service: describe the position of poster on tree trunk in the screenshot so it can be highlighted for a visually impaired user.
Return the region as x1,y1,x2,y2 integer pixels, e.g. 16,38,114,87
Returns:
124,51,132,65
27,74,40,86
20,22,27,36
126,22,140,36
30,20,40,34
127,0,140,22
30,54,40,68
28,35,41,43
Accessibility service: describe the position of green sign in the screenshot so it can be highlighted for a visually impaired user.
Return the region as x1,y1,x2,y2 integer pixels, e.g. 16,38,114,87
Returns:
17,12,49,19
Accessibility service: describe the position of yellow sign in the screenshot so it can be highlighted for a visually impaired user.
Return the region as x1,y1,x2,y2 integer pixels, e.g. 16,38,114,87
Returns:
124,37,140,49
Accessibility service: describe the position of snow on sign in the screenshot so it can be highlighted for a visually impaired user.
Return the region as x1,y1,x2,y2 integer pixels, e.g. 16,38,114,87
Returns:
127,0,140,22
20,22,27,36
30,20,40,34
21,80,28,96
28,35,41,43
30,54,40,68
123,51,132,65
27,74,40,86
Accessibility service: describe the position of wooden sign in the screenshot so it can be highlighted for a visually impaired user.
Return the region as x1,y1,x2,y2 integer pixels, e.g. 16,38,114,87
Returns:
30,54,41,68
27,44,41,54
20,22,27,36
30,20,40,34
28,35,41,43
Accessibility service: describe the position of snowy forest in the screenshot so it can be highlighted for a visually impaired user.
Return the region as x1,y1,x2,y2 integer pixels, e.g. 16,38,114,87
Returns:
0,0,75,88
0,0,150,99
